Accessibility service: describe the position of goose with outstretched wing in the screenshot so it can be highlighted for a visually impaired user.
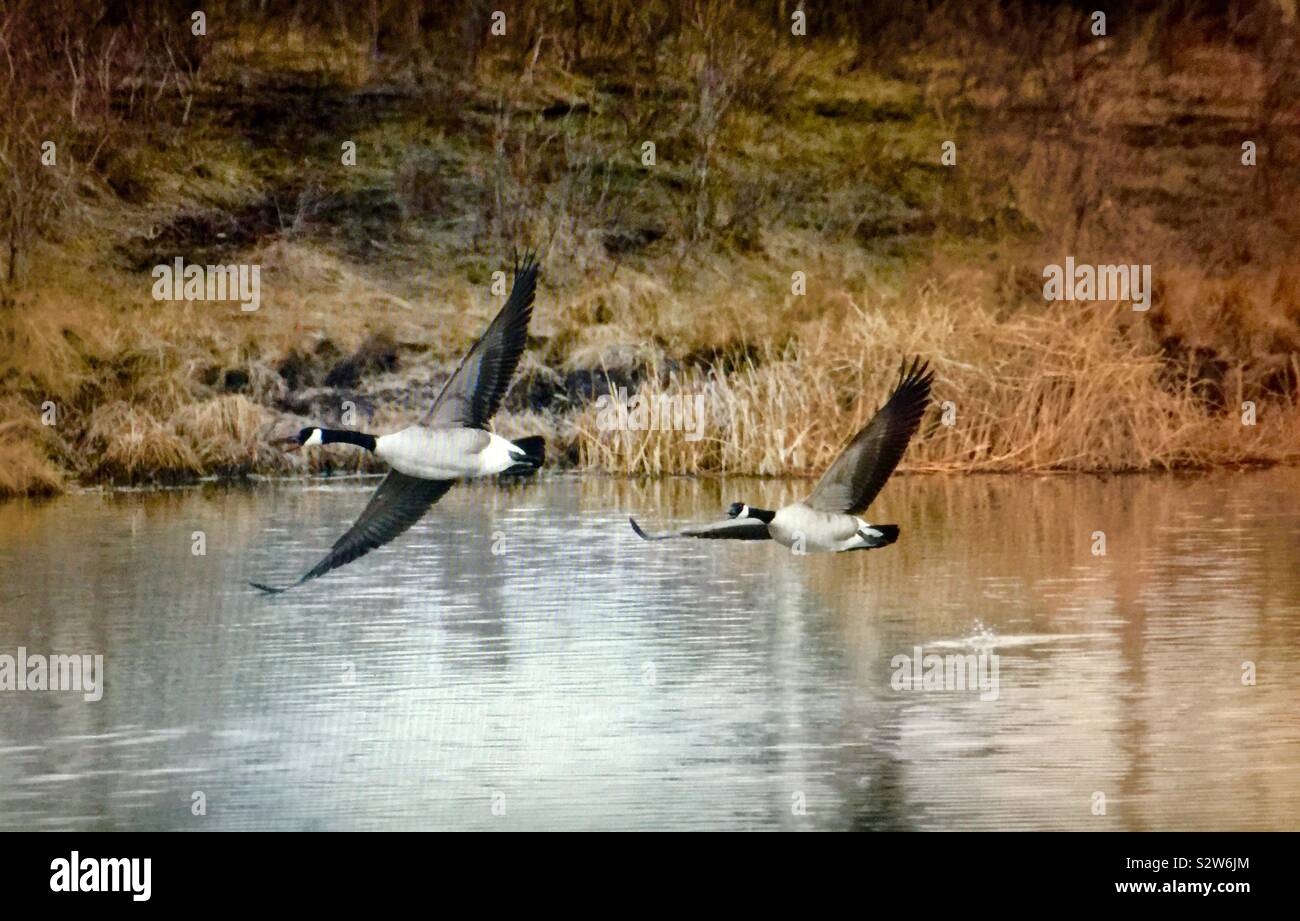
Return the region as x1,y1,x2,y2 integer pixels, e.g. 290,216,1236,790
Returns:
629,357,934,553
251,252,544,594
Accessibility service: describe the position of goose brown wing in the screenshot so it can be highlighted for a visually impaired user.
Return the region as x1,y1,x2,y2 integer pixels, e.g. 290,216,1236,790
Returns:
629,516,772,541
251,473,454,594
805,357,934,515
422,251,538,429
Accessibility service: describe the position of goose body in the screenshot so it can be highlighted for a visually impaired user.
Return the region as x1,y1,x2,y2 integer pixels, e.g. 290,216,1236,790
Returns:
374,427,527,480
251,252,544,594
768,503,893,553
630,358,933,555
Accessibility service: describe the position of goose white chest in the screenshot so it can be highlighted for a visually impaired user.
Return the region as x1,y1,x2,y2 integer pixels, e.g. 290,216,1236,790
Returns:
375,427,506,480
769,503,871,553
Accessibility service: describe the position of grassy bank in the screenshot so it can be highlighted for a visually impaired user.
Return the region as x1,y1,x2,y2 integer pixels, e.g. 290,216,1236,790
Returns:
2,1,1298,498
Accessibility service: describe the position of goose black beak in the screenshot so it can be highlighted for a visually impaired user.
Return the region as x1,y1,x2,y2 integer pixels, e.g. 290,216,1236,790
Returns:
277,436,302,453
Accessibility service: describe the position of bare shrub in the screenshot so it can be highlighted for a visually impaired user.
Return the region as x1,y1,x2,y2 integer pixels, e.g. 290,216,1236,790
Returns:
0,0,202,287
394,148,451,221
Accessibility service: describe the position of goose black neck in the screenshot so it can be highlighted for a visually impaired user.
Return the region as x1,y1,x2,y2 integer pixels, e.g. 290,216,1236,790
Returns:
320,429,377,451
747,507,776,523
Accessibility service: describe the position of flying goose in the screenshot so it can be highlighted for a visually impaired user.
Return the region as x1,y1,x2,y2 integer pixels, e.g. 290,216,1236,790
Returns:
630,357,934,553
251,252,544,593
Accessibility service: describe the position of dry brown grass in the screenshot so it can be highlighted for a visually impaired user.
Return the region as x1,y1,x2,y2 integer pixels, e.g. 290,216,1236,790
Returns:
83,402,200,481
1,2,1297,498
0,441,64,499
574,285,1299,476
171,395,272,468
0,397,65,498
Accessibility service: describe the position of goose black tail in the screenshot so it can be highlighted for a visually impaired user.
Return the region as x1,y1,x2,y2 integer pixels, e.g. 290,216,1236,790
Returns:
854,524,900,550
504,435,545,475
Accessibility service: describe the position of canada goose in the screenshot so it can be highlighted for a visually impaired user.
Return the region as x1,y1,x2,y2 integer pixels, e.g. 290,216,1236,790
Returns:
251,252,543,593
629,357,934,553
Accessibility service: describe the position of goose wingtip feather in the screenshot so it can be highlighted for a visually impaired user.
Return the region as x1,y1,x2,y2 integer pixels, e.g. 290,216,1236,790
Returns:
250,580,291,595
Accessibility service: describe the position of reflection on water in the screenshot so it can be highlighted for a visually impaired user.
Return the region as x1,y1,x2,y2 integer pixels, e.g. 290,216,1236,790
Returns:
0,470,1297,830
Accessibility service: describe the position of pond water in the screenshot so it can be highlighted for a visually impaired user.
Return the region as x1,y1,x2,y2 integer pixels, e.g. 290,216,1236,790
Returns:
0,469,1297,830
